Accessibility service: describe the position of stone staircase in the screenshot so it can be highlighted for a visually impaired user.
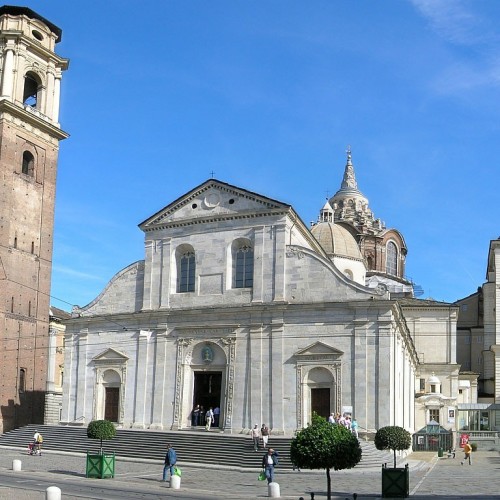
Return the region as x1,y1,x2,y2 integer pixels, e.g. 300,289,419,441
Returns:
0,424,395,470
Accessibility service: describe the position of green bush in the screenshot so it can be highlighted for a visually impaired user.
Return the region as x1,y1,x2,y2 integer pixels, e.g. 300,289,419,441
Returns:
87,420,116,454
374,425,411,468
290,413,362,500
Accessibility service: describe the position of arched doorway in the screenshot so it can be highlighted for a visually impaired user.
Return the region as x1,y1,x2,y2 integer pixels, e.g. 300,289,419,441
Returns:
103,370,121,422
306,367,336,422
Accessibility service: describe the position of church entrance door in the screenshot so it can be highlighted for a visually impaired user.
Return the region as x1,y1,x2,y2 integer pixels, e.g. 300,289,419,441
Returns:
104,387,119,422
311,388,330,420
193,372,222,427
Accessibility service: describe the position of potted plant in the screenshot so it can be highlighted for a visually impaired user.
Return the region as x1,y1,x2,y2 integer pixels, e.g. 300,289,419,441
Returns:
290,413,362,500
86,419,117,478
374,425,412,498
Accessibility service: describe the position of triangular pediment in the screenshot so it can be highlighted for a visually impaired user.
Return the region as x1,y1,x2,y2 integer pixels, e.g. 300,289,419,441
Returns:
139,179,291,230
92,348,129,363
295,341,344,358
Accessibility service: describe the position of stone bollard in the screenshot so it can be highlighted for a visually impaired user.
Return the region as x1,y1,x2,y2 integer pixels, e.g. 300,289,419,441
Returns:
268,482,280,497
12,459,21,472
46,486,61,500
170,474,181,489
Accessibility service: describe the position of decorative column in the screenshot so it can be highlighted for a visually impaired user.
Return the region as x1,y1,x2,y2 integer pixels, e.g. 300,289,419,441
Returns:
151,326,168,429
60,332,75,423
273,224,286,302
45,63,55,119
52,73,61,123
74,329,88,424
142,239,154,310
46,326,57,393
171,338,192,430
353,316,368,434
252,226,265,303
220,337,236,432
1,46,14,99
249,325,263,428
132,330,152,428
270,321,285,434
160,239,172,308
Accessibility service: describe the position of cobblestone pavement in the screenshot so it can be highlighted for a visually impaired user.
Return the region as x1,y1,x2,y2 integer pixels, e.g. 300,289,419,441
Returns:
0,446,499,499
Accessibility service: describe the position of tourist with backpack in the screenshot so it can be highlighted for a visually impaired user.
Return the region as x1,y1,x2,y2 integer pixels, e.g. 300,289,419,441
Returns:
33,430,43,455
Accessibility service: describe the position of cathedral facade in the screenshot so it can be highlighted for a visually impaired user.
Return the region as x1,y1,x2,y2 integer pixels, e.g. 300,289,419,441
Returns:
61,153,463,436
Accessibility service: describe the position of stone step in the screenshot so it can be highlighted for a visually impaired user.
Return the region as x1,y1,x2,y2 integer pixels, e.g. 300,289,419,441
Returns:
0,424,395,469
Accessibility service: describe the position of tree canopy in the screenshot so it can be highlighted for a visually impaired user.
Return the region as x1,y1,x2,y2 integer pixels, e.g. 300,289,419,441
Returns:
374,425,411,468
290,414,362,500
87,419,116,454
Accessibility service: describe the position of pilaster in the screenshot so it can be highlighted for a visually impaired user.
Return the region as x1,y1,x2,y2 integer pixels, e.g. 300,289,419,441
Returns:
150,326,168,429
74,329,88,424
132,330,152,428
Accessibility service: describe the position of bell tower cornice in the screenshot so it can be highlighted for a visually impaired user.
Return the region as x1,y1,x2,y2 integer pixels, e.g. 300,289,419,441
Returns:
0,98,68,141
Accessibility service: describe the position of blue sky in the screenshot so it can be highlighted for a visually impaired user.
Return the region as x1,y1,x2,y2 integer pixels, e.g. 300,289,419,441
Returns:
27,0,500,310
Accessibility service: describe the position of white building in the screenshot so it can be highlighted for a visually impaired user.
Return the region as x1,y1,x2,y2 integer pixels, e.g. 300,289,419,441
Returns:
61,153,461,436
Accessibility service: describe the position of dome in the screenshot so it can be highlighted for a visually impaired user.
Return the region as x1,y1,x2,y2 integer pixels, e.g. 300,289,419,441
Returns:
427,374,440,384
311,222,363,261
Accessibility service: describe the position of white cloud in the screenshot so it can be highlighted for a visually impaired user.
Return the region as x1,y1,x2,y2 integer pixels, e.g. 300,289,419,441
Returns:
410,0,489,45
52,264,103,281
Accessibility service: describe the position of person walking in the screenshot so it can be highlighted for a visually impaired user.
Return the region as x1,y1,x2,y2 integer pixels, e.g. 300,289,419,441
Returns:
351,418,359,439
163,443,177,482
261,424,270,449
262,448,279,484
205,407,214,431
251,424,260,451
461,442,472,465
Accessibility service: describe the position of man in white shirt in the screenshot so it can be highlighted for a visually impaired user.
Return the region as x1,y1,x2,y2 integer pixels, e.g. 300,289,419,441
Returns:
251,424,260,451
262,448,279,484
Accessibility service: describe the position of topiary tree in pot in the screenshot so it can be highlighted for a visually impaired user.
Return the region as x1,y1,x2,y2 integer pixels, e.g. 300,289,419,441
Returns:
86,420,117,478
87,419,116,454
374,425,411,468
375,425,412,498
290,413,362,500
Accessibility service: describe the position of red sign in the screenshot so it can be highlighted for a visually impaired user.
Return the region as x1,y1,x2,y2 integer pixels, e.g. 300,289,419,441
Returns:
460,433,470,448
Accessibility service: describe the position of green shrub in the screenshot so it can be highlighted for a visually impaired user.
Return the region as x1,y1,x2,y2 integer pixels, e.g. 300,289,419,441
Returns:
374,425,411,468
87,420,116,454
290,413,361,500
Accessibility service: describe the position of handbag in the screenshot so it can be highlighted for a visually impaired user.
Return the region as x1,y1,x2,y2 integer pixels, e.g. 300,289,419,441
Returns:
174,466,182,477
258,470,266,481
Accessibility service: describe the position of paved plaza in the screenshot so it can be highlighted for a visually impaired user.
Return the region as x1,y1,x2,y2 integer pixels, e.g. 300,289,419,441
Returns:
0,446,499,499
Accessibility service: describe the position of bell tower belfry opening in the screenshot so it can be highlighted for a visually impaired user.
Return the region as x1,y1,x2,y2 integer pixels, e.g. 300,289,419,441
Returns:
0,6,69,433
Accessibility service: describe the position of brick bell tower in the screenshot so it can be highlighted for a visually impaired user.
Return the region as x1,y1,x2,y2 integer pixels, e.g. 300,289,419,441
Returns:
0,6,68,432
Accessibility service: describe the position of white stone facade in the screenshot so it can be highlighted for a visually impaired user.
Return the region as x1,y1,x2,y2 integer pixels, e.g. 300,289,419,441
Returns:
61,179,419,435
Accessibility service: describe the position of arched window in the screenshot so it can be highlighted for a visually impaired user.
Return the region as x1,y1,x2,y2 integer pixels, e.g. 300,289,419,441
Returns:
23,72,41,108
22,151,34,176
233,240,253,288
177,247,196,293
386,241,398,276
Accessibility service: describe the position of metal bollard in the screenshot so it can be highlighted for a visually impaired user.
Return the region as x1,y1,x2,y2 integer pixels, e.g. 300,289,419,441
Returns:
170,474,181,489
46,486,61,500
12,459,21,472
268,482,280,497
